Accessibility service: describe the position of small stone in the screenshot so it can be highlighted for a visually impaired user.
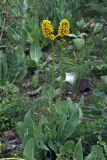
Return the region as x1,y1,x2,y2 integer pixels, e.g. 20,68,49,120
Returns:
3,130,16,139
79,78,92,92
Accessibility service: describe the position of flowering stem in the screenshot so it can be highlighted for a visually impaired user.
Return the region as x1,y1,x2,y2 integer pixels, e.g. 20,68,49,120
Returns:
60,41,63,101
51,41,54,112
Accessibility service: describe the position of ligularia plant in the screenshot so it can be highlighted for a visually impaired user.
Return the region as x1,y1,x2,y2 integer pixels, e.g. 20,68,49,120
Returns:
57,19,70,100
41,19,70,106
41,19,56,110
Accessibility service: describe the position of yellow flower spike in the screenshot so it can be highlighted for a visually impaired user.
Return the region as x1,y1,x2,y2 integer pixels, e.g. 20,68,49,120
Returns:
41,20,54,38
57,19,70,38
49,34,56,41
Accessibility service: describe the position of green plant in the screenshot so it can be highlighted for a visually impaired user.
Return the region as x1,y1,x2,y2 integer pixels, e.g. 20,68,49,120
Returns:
16,98,82,160
99,75,107,92
0,82,34,130
0,82,19,112
58,139,106,160
0,0,43,83
0,51,8,85
17,99,107,160
86,0,107,17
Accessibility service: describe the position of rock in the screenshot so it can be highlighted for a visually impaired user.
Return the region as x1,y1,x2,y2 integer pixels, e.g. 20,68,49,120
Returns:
3,130,16,139
79,78,92,92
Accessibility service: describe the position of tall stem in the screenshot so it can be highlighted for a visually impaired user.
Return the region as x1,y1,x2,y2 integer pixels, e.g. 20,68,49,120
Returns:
60,42,63,101
51,41,54,112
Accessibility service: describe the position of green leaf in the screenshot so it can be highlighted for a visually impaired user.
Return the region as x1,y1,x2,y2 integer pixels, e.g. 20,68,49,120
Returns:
34,115,49,142
94,23,103,33
57,113,67,142
38,139,49,151
57,99,82,143
0,51,8,85
24,109,35,137
48,139,55,151
73,139,83,160
32,75,39,88
7,46,27,82
31,22,40,43
19,0,28,16
85,145,106,160
63,140,75,154
30,42,42,63
101,75,107,85
42,85,52,106
23,138,36,160
73,38,85,50
16,122,25,141
55,100,69,115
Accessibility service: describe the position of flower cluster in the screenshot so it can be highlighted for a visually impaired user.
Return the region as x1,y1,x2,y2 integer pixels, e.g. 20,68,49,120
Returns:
41,20,54,38
49,34,56,41
41,20,57,41
41,19,70,40
57,19,70,37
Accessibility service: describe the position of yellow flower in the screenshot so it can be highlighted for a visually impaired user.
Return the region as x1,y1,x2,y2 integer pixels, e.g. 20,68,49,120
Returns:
41,19,70,40
49,34,56,41
41,20,54,38
57,19,70,37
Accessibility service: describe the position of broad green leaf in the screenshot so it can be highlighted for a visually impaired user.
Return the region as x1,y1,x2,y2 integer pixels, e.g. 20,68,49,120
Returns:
63,140,75,154
31,22,40,43
38,139,49,151
57,100,82,143
48,139,55,151
57,114,67,142
30,42,42,63
16,122,25,141
19,0,28,16
73,139,83,160
61,111,81,142
23,138,36,160
42,85,52,106
34,115,49,142
94,23,103,33
73,38,85,50
38,115,49,128
101,75,107,85
55,100,69,115
24,109,35,137
85,145,106,160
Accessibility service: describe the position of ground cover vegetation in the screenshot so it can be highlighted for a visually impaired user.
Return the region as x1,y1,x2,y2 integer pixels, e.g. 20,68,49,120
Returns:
0,0,107,159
